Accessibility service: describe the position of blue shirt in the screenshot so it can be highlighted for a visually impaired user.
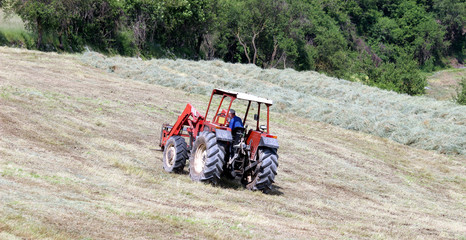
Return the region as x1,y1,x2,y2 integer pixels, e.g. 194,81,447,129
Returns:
229,115,243,129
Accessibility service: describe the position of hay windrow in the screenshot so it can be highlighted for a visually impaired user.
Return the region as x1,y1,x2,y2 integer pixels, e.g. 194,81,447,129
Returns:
80,52,466,155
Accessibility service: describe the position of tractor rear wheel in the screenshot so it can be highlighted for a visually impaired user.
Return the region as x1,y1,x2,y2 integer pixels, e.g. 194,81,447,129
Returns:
244,147,278,192
163,136,188,173
189,131,226,184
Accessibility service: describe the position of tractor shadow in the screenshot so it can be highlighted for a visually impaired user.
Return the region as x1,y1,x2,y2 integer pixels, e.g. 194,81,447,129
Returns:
177,168,284,195
266,185,284,196
217,177,284,196
217,178,244,190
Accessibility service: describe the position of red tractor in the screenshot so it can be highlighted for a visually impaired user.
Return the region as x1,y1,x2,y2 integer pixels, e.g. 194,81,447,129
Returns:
159,89,279,192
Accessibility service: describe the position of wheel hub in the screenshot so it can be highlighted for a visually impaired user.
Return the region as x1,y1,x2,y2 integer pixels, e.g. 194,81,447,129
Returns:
193,144,206,174
165,145,176,167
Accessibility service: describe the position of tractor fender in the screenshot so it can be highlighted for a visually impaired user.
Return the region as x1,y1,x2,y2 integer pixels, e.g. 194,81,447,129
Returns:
215,129,233,142
259,136,279,149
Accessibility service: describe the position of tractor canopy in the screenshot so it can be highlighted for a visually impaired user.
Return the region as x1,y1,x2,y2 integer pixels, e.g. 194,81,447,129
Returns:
206,88,274,134
212,89,273,105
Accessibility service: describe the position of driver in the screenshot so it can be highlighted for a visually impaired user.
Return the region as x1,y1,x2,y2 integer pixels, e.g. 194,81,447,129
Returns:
228,109,243,129
228,109,244,172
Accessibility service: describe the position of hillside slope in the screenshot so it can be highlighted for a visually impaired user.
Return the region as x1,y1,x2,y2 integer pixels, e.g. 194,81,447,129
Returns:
0,47,465,239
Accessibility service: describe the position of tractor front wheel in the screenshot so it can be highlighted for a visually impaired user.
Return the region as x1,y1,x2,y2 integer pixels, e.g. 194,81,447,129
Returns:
159,124,165,150
189,131,226,184
243,147,278,193
163,136,188,173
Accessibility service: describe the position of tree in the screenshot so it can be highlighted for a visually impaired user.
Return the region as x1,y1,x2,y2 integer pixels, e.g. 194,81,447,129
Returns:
371,52,426,95
393,1,445,67
433,0,465,61
5,0,57,49
124,0,165,54
229,0,269,65
156,0,212,58
3,0,126,52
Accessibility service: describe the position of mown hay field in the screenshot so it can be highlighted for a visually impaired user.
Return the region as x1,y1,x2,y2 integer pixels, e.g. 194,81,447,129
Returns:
80,52,466,155
1,47,465,239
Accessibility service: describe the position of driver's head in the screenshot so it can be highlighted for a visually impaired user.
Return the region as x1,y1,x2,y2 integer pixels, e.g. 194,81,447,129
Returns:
229,109,236,117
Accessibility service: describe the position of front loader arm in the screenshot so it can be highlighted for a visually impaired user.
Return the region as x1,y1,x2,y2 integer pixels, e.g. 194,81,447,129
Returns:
160,103,204,148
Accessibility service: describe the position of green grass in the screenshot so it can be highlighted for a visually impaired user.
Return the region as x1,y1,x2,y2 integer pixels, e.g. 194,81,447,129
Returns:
1,166,75,185
0,213,73,240
0,9,34,48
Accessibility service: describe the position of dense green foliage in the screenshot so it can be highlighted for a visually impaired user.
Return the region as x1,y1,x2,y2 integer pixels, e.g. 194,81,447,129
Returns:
457,78,466,105
2,0,464,95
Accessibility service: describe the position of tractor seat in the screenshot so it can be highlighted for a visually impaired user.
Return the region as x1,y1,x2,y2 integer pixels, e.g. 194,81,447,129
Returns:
232,127,245,145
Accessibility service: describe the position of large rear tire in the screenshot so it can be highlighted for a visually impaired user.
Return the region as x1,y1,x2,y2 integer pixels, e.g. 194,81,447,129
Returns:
189,131,226,184
163,136,188,173
244,148,278,192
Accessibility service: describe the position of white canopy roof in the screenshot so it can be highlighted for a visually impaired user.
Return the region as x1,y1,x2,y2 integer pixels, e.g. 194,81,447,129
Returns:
214,89,273,105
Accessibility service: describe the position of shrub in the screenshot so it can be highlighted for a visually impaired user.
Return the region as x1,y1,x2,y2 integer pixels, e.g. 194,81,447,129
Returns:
457,77,466,105
0,31,6,45
114,28,138,57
